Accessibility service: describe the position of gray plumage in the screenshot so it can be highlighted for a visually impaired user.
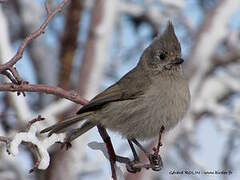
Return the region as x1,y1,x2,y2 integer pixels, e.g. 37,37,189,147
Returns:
41,22,190,142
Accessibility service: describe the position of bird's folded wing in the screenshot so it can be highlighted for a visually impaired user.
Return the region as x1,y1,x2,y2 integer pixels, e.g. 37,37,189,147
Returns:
77,84,124,114
77,68,146,114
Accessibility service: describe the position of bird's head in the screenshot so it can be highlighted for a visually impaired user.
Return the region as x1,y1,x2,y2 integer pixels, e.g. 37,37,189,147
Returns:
140,22,184,75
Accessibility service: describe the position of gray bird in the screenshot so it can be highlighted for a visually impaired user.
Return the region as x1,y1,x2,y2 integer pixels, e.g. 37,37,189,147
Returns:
41,22,190,154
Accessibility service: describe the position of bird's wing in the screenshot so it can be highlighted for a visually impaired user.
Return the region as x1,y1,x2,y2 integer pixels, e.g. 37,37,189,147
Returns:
77,67,147,114
77,84,123,114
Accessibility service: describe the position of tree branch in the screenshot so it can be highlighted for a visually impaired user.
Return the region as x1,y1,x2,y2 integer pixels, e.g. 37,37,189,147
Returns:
0,83,88,104
97,125,117,180
0,0,69,74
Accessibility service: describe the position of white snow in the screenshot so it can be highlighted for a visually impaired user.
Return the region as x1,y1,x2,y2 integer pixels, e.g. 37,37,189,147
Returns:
8,122,66,170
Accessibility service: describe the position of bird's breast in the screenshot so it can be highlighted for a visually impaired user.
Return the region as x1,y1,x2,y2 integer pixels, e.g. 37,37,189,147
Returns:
99,78,190,140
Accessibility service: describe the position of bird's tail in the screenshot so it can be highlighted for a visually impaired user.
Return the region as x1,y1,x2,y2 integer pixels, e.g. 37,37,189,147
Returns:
40,112,95,137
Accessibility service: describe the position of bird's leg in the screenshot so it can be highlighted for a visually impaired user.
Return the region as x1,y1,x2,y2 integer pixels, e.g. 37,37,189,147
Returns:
131,138,150,157
115,155,141,173
130,126,165,171
115,155,152,172
114,140,142,173
115,155,131,164
106,138,163,173
125,139,142,173
149,125,165,171
131,138,163,171
128,139,139,161
115,140,150,173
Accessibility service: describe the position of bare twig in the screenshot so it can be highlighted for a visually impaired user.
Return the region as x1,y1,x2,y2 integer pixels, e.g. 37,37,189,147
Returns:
27,115,45,130
45,0,51,15
0,136,10,145
0,83,88,104
0,0,69,74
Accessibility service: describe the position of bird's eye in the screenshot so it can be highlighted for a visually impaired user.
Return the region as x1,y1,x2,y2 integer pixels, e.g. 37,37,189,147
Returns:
159,53,166,60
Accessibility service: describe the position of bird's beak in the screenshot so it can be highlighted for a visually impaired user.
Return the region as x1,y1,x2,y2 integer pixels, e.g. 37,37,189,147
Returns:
171,58,184,65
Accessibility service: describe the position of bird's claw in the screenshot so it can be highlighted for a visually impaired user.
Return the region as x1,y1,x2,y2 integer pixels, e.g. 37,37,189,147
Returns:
126,161,142,173
148,154,163,171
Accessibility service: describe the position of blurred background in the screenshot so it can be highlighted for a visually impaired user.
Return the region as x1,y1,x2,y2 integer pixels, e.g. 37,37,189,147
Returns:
0,0,240,180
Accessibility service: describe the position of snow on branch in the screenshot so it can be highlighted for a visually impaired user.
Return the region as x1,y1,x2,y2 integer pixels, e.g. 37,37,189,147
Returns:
0,116,66,172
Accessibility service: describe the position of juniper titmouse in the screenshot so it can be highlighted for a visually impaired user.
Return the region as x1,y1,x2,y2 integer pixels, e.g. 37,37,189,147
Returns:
41,22,190,144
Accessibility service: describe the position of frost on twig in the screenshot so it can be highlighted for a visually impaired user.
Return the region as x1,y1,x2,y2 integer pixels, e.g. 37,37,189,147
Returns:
0,116,66,172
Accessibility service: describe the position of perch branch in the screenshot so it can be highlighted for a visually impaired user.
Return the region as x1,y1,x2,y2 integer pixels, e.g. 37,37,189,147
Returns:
97,125,117,180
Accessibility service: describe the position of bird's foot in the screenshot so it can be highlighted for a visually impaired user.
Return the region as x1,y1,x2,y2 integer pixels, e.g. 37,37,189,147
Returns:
115,155,142,173
115,154,161,173
126,160,142,173
127,159,162,172
148,154,163,171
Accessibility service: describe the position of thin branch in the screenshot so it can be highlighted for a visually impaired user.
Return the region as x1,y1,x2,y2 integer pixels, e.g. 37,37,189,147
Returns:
97,125,117,180
45,0,51,15
0,0,69,74
27,115,45,130
0,83,88,104
0,136,10,145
